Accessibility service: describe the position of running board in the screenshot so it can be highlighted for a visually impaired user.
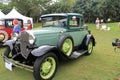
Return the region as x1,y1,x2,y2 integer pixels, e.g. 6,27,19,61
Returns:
70,50,87,59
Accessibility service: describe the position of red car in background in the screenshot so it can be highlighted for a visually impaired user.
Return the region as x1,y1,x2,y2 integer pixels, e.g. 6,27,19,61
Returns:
0,18,32,44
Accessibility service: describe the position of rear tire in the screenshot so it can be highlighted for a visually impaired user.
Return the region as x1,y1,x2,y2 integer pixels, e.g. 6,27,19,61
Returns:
33,52,58,80
85,39,93,55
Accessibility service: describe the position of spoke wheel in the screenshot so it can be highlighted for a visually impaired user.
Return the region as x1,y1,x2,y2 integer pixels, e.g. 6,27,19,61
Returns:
40,57,56,79
88,41,93,53
0,33,5,41
61,38,73,56
0,30,8,42
33,53,58,80
86,39,93,55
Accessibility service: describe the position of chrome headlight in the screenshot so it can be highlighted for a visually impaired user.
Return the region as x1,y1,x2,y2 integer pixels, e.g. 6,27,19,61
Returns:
28,32,35,44
11,33,18,41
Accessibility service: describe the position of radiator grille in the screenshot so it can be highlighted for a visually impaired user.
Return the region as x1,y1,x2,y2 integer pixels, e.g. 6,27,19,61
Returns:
20,31,32,59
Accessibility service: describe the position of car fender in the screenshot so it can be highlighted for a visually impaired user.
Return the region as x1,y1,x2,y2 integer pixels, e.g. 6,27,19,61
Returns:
3,39,16,50
31,45,58,57
86,34,95,46
57,34,74,51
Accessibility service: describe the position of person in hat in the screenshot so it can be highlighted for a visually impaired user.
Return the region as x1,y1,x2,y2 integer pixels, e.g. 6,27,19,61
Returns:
12,19,21,34
95,18,100,29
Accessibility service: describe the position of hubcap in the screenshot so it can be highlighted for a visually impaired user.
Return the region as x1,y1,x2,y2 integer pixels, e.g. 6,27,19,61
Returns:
62,38,73,56
40,57,56,79
0,33,5,41
88,41,93,53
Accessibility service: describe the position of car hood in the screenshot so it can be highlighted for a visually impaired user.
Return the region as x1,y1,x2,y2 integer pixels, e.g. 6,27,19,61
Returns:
25,27,67,46
26,27,67,35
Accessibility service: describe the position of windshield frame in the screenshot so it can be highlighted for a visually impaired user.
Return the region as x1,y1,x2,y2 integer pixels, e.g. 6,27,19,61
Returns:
41,16,68,28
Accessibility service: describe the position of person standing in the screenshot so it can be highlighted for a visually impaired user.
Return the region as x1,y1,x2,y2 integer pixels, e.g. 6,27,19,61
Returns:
27,19,32,30
95,18,100,29
12,19,21,34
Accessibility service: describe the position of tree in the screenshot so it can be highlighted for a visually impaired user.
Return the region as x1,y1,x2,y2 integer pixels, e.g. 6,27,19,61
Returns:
73,0,102,23
9,0,52,22
73,0,120,22
45,0,76,13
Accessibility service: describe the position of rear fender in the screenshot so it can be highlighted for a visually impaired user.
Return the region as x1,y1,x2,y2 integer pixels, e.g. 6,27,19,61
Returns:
31,45,58,57
3,39,16,50
86,34,95,46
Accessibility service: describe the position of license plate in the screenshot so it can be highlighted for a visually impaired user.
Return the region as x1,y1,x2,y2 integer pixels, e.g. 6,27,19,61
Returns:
5,59,12,71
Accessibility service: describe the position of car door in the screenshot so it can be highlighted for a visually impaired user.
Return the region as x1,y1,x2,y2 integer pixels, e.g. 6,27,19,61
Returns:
67,16,87,46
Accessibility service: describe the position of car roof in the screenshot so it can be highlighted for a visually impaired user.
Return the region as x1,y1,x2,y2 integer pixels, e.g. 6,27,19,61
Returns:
41,13,83,17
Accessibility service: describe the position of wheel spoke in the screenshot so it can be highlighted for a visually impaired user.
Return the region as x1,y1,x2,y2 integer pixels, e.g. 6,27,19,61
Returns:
88,41,93,54
62,38,73,56
40,57,56,79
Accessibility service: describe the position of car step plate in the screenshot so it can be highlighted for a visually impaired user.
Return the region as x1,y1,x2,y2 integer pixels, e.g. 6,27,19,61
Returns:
70,50,87,59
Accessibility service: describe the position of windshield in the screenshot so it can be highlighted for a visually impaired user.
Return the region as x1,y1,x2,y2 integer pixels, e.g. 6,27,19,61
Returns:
42,16,67,27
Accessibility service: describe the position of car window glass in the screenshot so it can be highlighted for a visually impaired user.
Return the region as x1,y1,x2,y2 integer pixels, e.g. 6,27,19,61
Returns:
69,16,80,27
42,16,67,27
6,20,13,28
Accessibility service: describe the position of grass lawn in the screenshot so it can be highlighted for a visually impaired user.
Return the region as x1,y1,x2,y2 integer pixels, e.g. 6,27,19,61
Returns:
1,22,120,80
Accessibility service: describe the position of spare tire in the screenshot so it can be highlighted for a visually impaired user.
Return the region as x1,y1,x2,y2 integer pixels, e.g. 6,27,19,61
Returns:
0,30,9,42
58,35,74,57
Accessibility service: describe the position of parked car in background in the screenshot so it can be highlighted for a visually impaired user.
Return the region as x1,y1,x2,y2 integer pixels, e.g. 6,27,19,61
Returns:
3,13,95,80
0,18,32,44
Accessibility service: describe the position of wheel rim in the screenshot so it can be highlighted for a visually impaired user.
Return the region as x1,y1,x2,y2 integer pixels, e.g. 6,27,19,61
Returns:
0,33,5,41
61,38,73,56
40,57,56,79
88,41,93,54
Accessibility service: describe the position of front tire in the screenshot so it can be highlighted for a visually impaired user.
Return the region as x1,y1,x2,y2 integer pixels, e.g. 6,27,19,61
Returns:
4,46,11,58
58,35,74,57
33,53,58,80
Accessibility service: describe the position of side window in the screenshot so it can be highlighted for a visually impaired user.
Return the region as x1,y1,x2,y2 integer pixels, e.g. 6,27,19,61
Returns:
6,20,14,28
69,16,80,27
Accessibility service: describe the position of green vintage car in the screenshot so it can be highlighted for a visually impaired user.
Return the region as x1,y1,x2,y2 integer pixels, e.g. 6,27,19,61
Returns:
3,13,95,80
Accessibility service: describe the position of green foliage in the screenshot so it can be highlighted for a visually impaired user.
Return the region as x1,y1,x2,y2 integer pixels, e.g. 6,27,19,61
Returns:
73,0,102,23
73,0,120,22
0,3,12,14
7,0,52,22
45,0,76,13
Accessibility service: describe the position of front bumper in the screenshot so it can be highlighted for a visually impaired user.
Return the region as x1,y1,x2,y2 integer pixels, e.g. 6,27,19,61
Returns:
2,54,33,72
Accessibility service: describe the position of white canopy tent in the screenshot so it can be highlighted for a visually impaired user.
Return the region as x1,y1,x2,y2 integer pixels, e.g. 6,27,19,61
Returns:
5,8,33,26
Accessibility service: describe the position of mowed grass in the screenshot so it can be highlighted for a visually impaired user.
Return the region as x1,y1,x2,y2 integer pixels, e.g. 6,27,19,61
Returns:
1,22,120,80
